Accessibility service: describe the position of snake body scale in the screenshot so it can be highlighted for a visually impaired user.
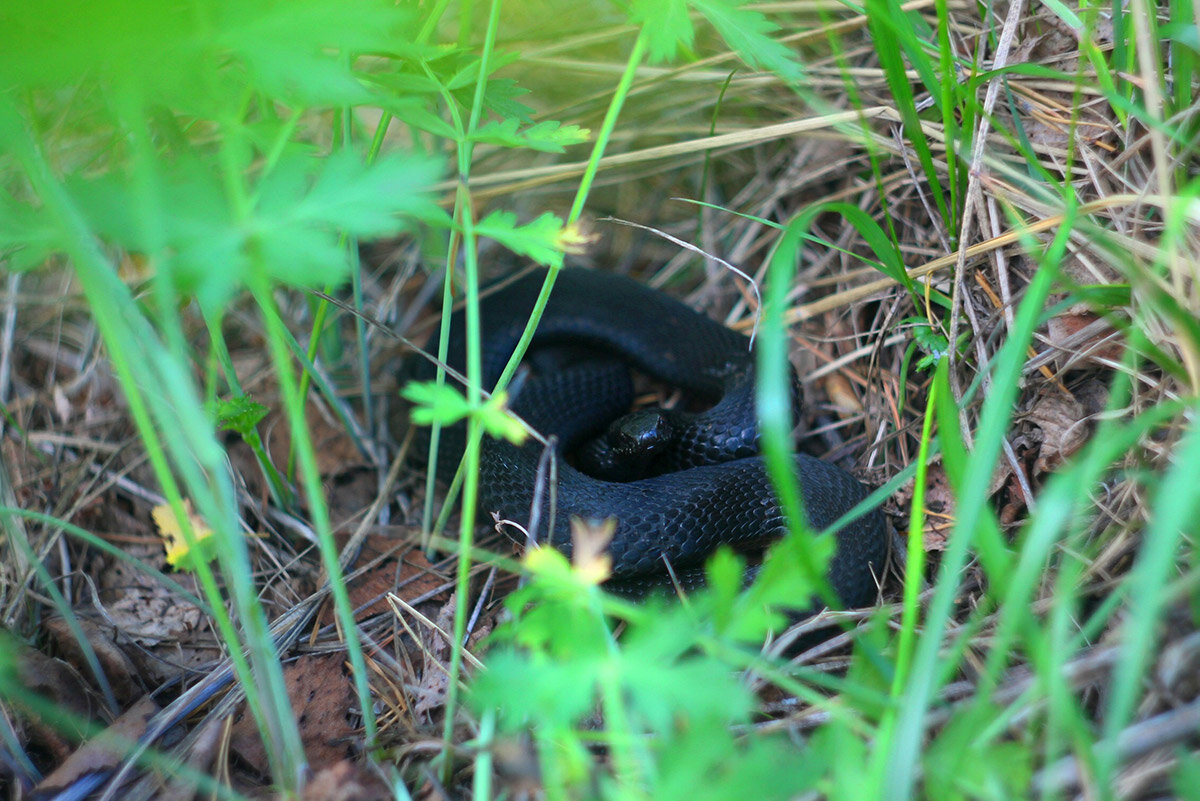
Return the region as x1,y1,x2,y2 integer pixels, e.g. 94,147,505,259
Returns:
410,267,886,607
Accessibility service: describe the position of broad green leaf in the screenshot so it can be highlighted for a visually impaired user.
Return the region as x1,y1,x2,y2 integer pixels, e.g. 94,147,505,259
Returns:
722,526,834,641
263,149,447,235
469,649,601,730
479,392,529,445
64,147,442,311
471,119,590,153
401,381,472,427
476,210,569,267
924,704,1033,801
444,51,522,91
0,0,417,112
379,97,460,140
622,618,751,730
704,547,745,633
218,0,417,105
0,194,64,271
630,0,694,63
812,721,872,801
692,0,805,84
459,78,537,123
656,724,822,801
209,395,269,437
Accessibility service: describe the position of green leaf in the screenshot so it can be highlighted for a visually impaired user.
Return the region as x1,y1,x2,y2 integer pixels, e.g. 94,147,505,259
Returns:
218,0,418,106
65,147,443,312
865,0,951,228
470,648,601,730
924,703,1033,801
379,97,460,140
479,392,529,445
0,0,418,112
444,51,522,91
0,631,19,688
401,382,526,443
209,395,269,437
812,721,871,801
261,148,447,235
459,77,537,123
655,724,822,801
622,630,751,731
714,527,834,643
471,119,590,153
704,547,745,633
902,318,950,371
476,210,569,267
0,193,64,270
630,0,694,63
401,381,472,427
1173,750,1200,801
692,0,805,84
819,202,909,287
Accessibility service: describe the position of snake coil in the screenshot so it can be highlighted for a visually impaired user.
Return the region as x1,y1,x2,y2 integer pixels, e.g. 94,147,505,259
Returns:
411,267,886,606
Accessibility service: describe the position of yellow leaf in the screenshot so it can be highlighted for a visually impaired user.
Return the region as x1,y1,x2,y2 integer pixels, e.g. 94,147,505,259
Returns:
556,221,599,255
568,516,614,585
152,500,215,570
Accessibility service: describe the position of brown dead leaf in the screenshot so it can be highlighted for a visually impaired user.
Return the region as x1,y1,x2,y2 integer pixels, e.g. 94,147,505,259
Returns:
412,600,456,719
16,646,94,762
98,548,204,646
97,546,210,684
919,464,955,552
263,397,363,478
1046,309,1124,372
34,696,160,798
1024,390,1089,475
43,616,141,706
319,537,448,628
151,715,224,801
822,372,863,416
299,760,390,801
230,654,357,775
326,466,384,530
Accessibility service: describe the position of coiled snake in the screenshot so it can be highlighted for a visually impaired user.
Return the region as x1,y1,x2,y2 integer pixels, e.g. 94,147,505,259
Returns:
410,267,885,606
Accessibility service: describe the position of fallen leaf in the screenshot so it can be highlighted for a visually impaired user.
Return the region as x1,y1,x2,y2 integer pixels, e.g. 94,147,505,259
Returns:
919,464,955,552
230,654,356,775
33,696,160,798
1023,390,1089,474
300,759,390,801
16,646,94,762
43,616,140,706
1046,309,1124,372
412,599,456,719
822,372,862,416
151,500,217,570
319,537,448,628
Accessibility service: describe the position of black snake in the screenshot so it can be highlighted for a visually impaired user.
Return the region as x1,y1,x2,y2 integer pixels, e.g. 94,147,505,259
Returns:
409,267,886,606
